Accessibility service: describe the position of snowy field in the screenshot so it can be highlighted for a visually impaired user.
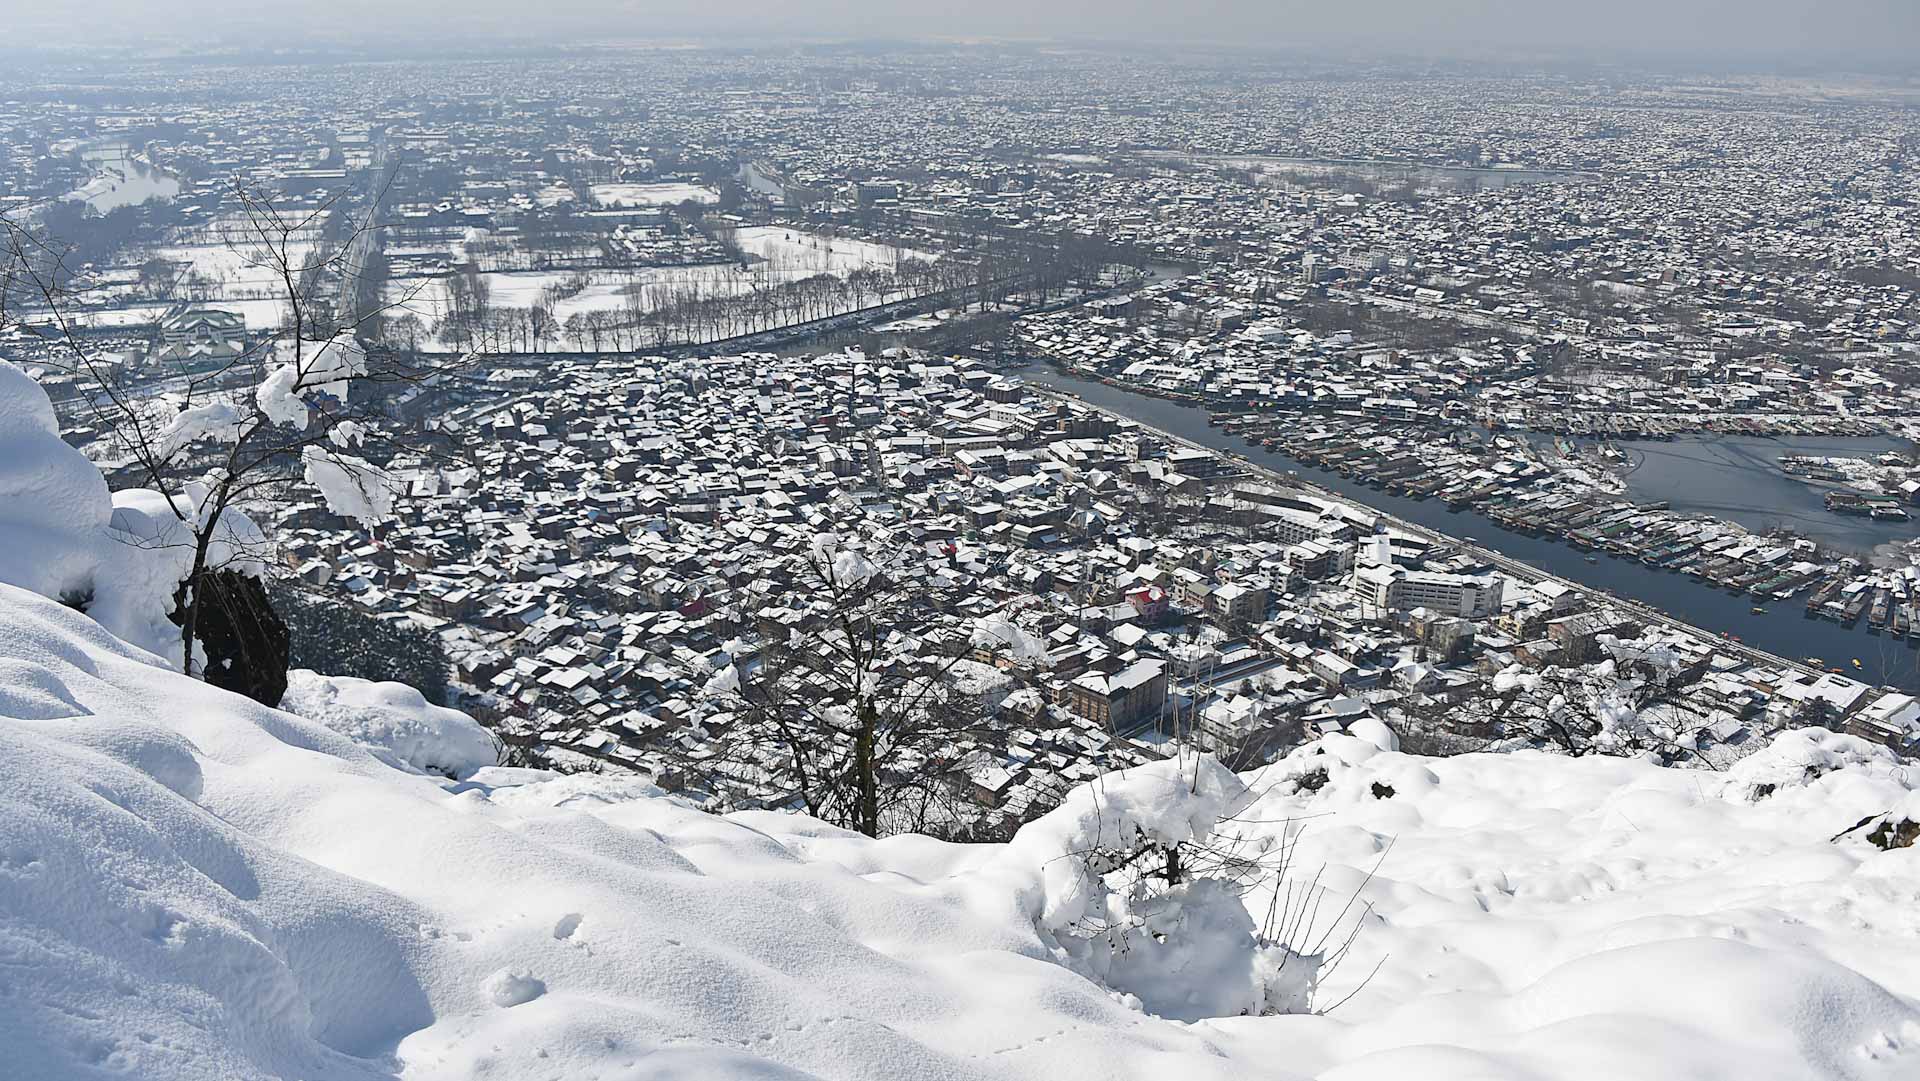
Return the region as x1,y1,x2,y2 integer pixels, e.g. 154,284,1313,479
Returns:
382,263,757,326
588,182,720,207
151,219,326,298
59,301,174,329
148,240,319,297
56,224,322,333
731,224,921,276
53,224,922,339
66,295,291,333
382,226,933,348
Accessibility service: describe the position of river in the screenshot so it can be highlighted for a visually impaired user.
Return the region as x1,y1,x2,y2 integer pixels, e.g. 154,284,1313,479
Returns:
736,161,786,198
1020,366,1920,691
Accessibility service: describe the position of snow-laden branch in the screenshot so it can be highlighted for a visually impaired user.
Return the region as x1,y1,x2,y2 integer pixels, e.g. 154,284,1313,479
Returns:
301,446,400,525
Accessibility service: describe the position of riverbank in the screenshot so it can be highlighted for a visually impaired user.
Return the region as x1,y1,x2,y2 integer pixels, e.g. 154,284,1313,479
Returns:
1020,364,1918,690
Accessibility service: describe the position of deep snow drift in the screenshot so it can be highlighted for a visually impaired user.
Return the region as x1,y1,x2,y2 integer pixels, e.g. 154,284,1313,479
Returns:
4,580,1920,1080
279,670,499,779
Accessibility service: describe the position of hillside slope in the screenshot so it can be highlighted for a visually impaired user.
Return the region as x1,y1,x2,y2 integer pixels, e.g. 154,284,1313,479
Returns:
4,581,1920,1080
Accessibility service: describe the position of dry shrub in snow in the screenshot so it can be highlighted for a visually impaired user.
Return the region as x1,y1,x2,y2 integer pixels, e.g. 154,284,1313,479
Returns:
990,753,1325,1020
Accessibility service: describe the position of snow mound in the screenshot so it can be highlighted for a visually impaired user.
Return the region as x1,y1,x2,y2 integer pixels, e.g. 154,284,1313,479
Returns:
3,582,1919,1080
997,754,1252,932
481,967,546,1007
280,669,497,779
1344,716,1400,753
1215,731,1920,1078
0,360,112,529
109,483,270,582
1832,786,1920,852
980,754,1318,1021
0,361,176,660
1726,725,1913,799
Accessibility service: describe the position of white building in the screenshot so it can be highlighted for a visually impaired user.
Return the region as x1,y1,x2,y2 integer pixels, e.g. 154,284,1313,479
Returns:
155,307,246,364
1354,564,1504,619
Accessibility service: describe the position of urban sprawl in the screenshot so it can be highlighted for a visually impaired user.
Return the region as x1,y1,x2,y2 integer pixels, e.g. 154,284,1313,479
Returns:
7,43,1920,833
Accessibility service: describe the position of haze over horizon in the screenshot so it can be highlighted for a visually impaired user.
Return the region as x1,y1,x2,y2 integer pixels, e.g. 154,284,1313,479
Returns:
3,0,1918,67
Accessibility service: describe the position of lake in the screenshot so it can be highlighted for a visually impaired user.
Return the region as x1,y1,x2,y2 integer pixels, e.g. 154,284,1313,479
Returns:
70,141,181,212
1020,366,1920,690
736,161,786,198
1607,435,1919,555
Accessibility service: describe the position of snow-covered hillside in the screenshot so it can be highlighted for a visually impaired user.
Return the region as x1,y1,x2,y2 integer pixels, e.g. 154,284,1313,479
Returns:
4,578,1920,1080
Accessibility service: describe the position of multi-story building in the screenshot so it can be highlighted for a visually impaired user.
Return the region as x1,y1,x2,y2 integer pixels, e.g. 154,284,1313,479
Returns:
1354,564,1504,619
1063,658,1167,730
1208,580,1270,624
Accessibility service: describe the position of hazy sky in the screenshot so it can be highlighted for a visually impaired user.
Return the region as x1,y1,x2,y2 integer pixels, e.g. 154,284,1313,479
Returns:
5,0,1918,64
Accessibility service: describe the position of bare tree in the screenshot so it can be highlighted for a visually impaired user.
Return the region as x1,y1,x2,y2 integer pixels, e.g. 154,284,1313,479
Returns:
2,179,458,690
676,534,1032,837
1399,640,1730,767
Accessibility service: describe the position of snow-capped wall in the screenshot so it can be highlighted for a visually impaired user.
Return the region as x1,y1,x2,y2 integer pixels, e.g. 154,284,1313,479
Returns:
3,579,1919,1081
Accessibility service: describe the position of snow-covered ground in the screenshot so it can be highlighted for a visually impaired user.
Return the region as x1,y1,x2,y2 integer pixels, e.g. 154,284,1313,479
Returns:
383,263,751,326
63,295,291,334
731,225,922,276
588,182,720,207
50,223,924,339
149,233,323,298
280,670,498,779
382,227,934,348
54,226,320,333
